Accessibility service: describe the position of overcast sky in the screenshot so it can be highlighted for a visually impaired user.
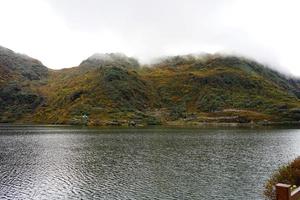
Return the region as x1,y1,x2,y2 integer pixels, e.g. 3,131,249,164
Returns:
0,0,300,76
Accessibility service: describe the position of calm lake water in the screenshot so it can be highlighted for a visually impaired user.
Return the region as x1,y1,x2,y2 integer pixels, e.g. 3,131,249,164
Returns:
0,126,300,200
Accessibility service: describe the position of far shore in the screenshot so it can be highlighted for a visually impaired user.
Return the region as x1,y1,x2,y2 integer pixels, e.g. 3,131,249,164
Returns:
2,121,300,129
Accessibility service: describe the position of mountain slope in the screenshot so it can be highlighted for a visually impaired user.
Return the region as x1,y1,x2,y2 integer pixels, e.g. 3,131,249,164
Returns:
0,46,48,81
27,53,300,126
30,56,157,125
0,46,299,126
141,55,300,123
0,46,48,122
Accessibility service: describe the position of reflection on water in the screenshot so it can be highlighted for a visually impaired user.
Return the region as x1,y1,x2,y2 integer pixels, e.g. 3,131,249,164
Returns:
0,126,300,199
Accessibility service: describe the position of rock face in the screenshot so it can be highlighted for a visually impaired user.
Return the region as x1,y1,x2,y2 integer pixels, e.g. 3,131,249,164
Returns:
1,46,300,125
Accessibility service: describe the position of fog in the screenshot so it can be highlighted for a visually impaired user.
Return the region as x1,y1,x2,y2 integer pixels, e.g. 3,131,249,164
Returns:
0,0,300,76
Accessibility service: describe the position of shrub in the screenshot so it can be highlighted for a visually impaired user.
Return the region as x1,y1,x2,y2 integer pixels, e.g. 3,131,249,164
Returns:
264,157,300,200
169,104,186,120
145,116,162,125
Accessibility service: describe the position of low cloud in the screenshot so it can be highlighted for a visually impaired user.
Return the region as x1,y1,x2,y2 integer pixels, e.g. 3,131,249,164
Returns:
1,0,300,76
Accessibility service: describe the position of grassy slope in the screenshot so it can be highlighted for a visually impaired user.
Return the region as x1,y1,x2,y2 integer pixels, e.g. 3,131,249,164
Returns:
24,55,300,126
29,66,156,125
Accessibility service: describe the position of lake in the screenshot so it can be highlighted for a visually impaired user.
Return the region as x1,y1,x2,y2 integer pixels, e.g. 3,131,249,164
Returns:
0,125,300,200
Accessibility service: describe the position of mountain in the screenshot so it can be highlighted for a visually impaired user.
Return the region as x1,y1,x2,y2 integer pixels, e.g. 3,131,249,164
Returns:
0,46,48,122
1,46,300,126
144,55,300,124
29,54,156,125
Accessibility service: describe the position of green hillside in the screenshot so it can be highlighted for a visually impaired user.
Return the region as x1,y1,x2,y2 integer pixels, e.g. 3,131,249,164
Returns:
1,47,300,126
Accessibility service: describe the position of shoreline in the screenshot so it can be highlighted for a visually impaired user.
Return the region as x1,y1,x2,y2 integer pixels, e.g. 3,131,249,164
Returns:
1,121,300,129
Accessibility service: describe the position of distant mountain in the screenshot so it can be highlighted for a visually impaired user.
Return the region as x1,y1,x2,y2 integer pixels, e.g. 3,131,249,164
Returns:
1,46,300,126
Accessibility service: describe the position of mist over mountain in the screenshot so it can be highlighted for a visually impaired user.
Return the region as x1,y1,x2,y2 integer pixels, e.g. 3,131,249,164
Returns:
1,45,300,126
79,53,140,69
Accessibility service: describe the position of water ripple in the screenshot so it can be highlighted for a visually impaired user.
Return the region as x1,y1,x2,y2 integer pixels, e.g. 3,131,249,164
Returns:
0,127,300,199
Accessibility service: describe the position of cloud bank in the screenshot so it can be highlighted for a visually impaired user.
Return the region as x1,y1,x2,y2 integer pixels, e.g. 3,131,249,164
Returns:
0,0,300,76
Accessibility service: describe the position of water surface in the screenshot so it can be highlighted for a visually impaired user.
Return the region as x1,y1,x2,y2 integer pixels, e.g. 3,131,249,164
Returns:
0,125,300,199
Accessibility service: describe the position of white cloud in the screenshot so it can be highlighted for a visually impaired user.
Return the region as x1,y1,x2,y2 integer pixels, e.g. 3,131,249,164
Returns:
0,0,300,76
